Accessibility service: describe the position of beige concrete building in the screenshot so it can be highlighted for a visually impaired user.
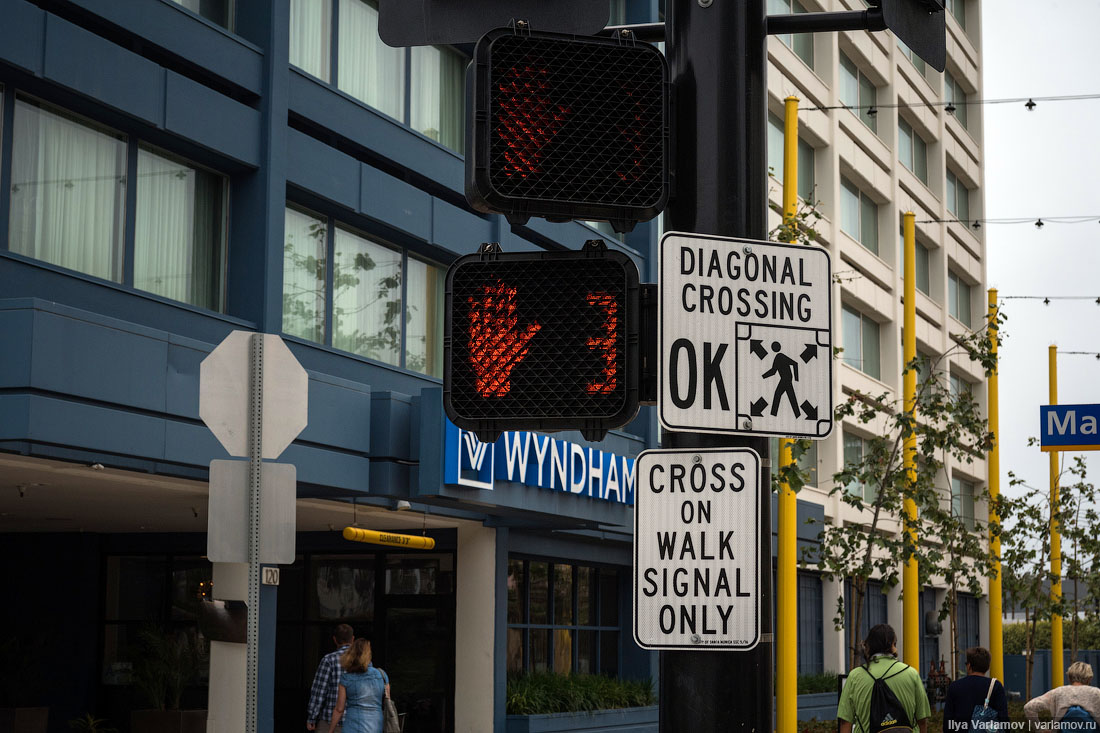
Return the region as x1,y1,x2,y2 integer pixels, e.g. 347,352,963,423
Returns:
765,0,989,676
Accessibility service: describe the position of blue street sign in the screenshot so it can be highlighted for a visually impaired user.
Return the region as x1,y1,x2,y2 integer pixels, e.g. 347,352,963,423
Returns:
1040,404,1100,452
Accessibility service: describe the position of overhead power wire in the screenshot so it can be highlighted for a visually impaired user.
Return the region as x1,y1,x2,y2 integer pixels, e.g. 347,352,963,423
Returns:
801,92,1100,114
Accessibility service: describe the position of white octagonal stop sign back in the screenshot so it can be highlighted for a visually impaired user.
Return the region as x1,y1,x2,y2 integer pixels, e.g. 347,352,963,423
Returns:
199,331,308,460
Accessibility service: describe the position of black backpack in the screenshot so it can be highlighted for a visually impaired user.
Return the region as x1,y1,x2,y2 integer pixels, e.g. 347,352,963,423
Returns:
860,660,913,733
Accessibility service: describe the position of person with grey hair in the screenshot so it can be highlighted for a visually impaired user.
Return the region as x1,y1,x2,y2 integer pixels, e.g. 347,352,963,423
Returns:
1024,661,1100,727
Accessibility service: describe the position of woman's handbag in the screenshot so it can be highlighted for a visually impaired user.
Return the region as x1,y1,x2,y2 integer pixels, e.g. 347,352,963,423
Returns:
383,696,402,733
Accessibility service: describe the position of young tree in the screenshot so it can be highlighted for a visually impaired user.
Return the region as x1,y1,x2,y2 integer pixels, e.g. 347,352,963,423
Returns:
1000,472,1063,701
799,317,1002,671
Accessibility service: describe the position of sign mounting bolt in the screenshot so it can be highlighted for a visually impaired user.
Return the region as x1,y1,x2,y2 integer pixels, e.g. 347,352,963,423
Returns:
698,0,713,6
743,244,753,254
691,633,703,644
743,419,752,430
692,454,702,464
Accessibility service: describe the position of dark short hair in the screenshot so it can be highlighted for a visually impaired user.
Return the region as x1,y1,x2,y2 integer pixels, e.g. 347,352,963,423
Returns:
863,624,897,661
333,623,354,645
966,647,991,674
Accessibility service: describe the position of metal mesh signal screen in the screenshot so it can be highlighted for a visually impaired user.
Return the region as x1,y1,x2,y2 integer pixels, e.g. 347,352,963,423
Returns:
448,258,630,420
488,34,667,208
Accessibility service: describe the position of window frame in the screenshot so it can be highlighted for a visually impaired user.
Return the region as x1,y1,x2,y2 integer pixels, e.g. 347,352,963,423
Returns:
841,177,879,254
841,303,881,379
898,228,931,295
2,89,229,313
281,203,446,377
506,557,623,677
767,111,816,201
947,269,972,327
769,0,814,68
897,117,929,185
289,0,468,154
946,169,971,224
840,53,878,133
945,71,969,130
951,476,976,530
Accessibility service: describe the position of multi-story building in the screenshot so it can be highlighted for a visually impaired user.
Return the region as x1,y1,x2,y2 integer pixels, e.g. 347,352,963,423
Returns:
0,0,986,731
763,0,989,677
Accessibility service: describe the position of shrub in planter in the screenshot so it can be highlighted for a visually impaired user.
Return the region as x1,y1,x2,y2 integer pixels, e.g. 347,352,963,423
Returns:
797,672,840,695
0,634,50,733
506,673,656,715
129,628,205,733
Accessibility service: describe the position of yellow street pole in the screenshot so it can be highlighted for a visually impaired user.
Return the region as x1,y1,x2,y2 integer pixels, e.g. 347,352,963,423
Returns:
777,95,799,733
987,289,1004,681
1050,345,1063,687
902,212,919,670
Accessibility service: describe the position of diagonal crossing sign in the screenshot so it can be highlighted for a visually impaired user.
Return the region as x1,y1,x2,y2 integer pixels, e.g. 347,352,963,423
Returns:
658,232,833,439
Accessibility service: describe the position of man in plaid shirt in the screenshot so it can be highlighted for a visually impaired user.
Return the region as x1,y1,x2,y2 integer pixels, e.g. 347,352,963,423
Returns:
306,624,354,731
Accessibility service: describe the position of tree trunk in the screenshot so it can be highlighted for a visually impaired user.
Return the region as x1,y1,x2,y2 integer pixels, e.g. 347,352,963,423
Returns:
850,577,867,671
949,586,959,679
1025,610,1037,702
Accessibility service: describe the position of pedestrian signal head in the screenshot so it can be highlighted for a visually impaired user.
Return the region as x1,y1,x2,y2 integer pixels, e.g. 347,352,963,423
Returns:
444,242,640,442
465,28,671,233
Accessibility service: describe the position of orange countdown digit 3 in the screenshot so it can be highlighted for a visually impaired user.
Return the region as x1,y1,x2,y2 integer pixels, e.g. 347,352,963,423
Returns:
585,292,619,394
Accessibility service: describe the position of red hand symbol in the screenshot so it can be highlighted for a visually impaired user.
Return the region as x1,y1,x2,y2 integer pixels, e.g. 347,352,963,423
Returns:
468,282,541,397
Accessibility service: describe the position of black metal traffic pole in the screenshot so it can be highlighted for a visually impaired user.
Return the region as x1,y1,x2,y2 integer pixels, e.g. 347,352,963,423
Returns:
659,0,774,731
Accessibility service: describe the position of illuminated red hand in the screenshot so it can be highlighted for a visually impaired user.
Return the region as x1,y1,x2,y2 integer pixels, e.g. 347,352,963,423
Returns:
468,282,541,397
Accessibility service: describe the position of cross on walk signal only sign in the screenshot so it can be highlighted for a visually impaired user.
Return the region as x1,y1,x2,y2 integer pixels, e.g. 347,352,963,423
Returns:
658,232,833,439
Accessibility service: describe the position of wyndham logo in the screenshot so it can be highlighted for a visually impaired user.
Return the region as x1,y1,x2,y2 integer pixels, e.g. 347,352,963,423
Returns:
444,421,636,504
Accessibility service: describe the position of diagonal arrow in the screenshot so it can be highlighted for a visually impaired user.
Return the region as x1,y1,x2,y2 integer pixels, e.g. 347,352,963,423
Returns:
801,401,818,421
751,397,768,417
801,344,818,363
751,340,768,360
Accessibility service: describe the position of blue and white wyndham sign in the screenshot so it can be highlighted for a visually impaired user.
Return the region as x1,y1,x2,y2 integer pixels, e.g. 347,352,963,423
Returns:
444,420,637,504
1040,404,1100,452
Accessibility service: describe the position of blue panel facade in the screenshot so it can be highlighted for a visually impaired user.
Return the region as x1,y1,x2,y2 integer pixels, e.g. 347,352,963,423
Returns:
0,1,819,731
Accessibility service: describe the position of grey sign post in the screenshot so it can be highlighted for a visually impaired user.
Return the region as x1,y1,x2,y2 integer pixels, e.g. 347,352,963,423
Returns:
200,331,308,733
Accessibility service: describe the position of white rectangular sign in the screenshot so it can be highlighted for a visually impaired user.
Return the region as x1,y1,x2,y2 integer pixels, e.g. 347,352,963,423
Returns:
633,448,760,650
208,460,297,565
658,232,833,438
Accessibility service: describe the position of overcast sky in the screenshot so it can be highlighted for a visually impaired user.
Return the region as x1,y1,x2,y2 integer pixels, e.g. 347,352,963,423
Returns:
982,0,1100,500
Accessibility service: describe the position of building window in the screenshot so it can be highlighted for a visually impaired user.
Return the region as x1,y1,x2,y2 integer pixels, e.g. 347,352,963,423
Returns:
290,0,333,81
767,112,815,200
951,476,975,530
947,269,972,327
282,206,445,377
843,431,878,503
945,72,969,130
945,0,966,30
170,0,233,29
769,0,814,68
840,54,877,133
899,41,926,75
841,178,879,254
946,170,971,224
798,572,825,674
842,304,880,379
134,147,228,310
949,373,972,399
770,437,819,487
507,558,621,676
845,578,888,668
290,0,466,153
898,229,930,295
898,118,928,185
8,95,227,311
102,555,212,686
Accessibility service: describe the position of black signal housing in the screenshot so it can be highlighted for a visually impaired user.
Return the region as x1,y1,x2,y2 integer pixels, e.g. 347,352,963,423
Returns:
465,28,671,233
443,242,641,443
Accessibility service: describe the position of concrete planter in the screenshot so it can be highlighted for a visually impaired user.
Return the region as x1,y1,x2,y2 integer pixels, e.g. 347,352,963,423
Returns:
0,707,48,733
130,709,207,733
506,705,659,733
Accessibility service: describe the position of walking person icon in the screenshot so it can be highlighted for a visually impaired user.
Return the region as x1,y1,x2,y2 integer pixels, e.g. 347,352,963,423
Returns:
761,342,800,418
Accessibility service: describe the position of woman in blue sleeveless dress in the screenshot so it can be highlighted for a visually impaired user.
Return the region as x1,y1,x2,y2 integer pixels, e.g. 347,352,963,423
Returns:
327,638,391,733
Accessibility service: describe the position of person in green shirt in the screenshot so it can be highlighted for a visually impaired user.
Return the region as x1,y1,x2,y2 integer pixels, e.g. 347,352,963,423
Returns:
837,624,931,733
